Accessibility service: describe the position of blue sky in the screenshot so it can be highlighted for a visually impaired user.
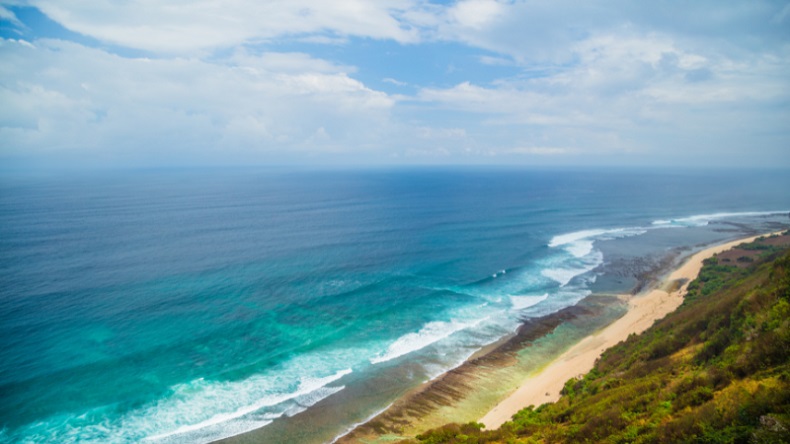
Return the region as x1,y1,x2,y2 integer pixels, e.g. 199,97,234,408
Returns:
1,1,789,168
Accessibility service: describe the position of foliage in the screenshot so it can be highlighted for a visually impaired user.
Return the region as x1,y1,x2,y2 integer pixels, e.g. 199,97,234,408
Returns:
408,241,790,444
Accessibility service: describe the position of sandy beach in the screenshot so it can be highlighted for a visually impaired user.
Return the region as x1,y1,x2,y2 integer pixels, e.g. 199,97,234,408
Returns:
480,233,775,429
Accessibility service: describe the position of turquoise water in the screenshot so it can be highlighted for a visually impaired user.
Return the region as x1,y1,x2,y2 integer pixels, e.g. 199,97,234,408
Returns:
1,167,788,443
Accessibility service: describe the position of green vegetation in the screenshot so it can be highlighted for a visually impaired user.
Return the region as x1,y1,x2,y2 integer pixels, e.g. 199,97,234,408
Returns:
406,240,790,444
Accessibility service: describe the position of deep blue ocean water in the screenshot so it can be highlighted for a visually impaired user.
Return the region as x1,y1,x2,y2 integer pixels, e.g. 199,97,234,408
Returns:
1,167,789,443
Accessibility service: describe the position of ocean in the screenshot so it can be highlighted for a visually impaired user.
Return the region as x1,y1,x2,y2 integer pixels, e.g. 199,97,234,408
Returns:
1,167,788,443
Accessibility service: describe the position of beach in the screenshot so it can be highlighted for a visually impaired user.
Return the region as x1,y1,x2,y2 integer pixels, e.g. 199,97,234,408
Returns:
480,232,776,429
334,232,782,443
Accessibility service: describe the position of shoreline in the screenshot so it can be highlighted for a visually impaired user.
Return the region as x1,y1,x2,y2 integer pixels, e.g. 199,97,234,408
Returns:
218,230,787,444
479,232,776,429
335,232,777,443
334,295,628,443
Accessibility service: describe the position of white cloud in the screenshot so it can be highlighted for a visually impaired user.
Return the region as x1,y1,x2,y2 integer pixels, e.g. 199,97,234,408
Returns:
0,38,396,166
0,5,22,26
433,1,598,64
402,146,451,158
2,1,788,167
27,0,425,53
447,0,504,30
417,28,790,164
431,0,790,66
478,55,516,66
508,146,573,156
228,51,356,74
422,29,790,114
383,77,407,86
416,126,466,139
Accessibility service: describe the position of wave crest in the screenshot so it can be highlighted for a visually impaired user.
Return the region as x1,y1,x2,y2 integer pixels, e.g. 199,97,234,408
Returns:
371,319,479,365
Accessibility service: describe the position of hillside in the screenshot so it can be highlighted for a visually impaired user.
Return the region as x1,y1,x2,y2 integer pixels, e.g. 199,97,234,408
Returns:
407,233,790,444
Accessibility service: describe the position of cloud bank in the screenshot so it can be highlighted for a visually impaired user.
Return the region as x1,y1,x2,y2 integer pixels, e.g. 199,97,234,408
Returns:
1,0,788,168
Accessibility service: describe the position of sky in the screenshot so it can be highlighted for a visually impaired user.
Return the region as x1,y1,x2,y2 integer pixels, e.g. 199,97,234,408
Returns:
1,0,789,169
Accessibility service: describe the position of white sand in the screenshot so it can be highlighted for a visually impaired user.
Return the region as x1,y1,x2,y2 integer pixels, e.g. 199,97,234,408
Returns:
480,233,772,429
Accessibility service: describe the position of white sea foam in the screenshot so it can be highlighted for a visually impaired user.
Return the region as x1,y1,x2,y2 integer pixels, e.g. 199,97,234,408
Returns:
549,227,647,259
543,226,653,287
329,402,395,444
144,368,352,442
548,229,609,249
278,385,347,420
540,267,583,287
548,229,608,257
541,249,603,287
370,319,480,365
418,314,518,382
509,293,548,311
652,211,788,227
11,364,354,444
535,286,593,316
